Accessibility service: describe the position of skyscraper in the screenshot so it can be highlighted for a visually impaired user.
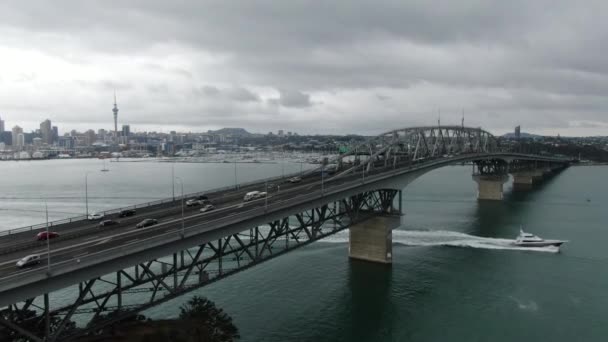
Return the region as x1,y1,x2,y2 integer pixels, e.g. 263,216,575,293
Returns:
40,119,52,145
12,125,23,148
52,126,58,144
112,92,119,142
122,124,130,138
0,116,4,133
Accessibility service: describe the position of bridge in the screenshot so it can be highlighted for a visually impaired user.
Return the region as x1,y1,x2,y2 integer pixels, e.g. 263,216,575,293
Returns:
0,125,569,341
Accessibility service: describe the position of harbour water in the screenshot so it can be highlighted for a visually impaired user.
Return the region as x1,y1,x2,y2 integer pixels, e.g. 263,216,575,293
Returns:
0,160,606,341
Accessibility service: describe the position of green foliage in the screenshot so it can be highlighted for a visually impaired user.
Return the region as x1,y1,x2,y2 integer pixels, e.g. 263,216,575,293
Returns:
179,296,240,342
0,308,76,342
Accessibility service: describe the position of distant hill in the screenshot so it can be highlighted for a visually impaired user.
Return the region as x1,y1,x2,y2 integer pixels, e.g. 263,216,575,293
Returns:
208,128,252,136
502,132,542,138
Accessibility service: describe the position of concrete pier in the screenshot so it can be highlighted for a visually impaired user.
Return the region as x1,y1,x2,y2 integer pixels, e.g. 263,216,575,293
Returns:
349,215,400,264
511,170,545,190
472,174,509,200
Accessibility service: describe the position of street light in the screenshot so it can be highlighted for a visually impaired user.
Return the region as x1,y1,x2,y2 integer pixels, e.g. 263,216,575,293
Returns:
171,161,175,201
45,201,50,273
234,158,238,190
265,181,268,212
175,177,185,237
84,171,93,218
321,164,325,195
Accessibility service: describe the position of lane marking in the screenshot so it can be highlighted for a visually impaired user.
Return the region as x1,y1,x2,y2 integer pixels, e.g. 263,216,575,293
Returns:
94,238,112,246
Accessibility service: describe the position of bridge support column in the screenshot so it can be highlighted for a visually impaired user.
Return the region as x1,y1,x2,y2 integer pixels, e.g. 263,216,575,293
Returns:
349,215,400,264
511,171,536,190
472,175,508,200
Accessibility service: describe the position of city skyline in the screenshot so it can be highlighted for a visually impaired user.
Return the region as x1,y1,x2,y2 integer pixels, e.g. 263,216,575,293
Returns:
1,2,608,137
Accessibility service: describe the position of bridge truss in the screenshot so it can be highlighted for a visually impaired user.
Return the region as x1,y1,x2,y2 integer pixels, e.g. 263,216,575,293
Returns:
0,189,402,342
328,126,500,178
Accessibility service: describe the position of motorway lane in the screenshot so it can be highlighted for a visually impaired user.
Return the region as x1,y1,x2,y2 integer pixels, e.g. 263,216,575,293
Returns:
0,157,423,277
0,175,331,276
0,173,324,256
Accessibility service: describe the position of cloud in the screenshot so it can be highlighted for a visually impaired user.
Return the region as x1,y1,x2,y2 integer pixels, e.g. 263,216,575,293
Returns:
225,87,260,102
268,90,313,108
0,1,607,136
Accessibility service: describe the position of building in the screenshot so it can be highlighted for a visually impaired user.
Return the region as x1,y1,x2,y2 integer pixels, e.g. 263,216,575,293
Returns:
16,133,25,148
33,137,43,147
85,130,96,146
278,130,284,137
11,125,23,147
122,124,130,138
0,116,4,133
52,126,58,143
40,119,52,145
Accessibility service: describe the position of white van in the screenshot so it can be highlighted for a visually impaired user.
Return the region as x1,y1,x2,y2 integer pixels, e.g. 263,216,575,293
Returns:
243,191,267,202
243,191,260,202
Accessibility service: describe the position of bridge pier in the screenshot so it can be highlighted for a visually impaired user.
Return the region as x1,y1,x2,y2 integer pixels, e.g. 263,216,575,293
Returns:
349,214,400,264
472,174,508,200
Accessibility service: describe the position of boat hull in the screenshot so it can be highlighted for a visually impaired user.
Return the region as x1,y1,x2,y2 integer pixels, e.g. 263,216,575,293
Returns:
512,240,565,247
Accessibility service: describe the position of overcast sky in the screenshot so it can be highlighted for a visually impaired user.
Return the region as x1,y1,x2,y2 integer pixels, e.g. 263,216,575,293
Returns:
0,1,607,136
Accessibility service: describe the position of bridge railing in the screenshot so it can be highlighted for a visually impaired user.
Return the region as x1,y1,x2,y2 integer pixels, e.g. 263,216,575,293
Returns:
0,167,311,237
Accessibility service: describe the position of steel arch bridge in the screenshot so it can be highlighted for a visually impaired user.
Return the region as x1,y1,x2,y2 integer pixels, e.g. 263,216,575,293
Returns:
0,124,571,342
310,125,500,178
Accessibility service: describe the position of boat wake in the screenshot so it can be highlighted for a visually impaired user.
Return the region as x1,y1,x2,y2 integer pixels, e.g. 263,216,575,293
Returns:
321,229,560,253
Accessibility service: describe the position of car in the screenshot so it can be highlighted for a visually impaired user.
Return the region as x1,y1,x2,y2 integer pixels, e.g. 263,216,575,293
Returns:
136,218,158,228
199,204,215,213
88,213,104,221
36,231,59,241
198,199,211,205
99,219,119,227
16,254,41,268
186,199,200,207
243,191,267,202
196,195,208,201
118,209,136,217
288,176,302,183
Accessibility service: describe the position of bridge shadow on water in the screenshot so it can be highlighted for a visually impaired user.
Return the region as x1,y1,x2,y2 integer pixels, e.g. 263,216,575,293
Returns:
312,259,394,342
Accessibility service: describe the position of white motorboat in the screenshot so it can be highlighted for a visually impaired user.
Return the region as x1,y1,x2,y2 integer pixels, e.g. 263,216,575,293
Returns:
513,229,566,247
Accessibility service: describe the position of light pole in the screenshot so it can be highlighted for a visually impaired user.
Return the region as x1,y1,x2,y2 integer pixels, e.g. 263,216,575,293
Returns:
321,164,325,195
85,171,92,218
362,165,365,184
265,181,268,212
175,177,185,237
45,202,50,273
234,159,238,190
281,149,285,179
171,162,175,201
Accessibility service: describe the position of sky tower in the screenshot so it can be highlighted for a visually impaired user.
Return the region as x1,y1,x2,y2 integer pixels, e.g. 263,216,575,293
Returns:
112,91,119,141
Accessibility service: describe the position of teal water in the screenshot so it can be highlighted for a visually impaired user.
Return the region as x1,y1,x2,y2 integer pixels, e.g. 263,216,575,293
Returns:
1,161,606,341
143,165,608,341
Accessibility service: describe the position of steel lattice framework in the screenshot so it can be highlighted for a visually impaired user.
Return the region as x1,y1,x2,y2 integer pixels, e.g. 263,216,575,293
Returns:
0,189,401,342
327,126,500,178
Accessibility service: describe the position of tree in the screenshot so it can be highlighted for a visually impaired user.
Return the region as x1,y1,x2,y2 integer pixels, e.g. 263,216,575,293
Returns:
179,296,239,342
0,308,76,342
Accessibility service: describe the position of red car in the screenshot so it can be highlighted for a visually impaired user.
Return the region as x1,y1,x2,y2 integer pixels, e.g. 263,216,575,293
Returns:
36,231,59,241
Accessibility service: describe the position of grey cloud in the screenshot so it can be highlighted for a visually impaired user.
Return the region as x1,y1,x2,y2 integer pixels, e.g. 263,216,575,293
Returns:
269,90,313,108
225,87,259,102
1,1,608,135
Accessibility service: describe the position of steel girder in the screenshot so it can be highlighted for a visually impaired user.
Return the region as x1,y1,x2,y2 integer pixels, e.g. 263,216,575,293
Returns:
329,126,500,179
0,189,401,342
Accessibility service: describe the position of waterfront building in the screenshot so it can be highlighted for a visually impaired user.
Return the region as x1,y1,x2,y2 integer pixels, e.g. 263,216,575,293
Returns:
11,125,23,147
40,119,52,145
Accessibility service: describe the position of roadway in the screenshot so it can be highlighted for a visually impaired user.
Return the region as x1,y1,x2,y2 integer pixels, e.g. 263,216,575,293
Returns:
0,152,570,283
0,169,344,278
